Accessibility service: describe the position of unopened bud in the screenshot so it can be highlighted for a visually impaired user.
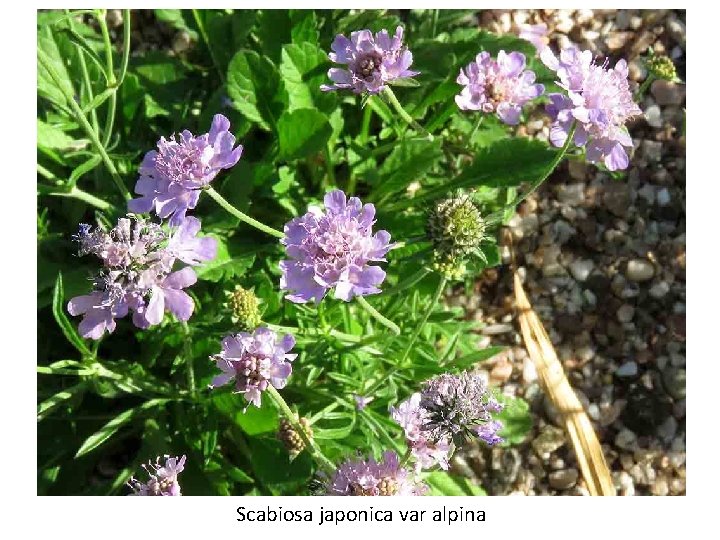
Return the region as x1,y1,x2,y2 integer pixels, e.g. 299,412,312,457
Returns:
278,417,313,460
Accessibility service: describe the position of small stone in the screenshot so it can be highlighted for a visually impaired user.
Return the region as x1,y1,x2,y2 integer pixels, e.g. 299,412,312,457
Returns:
615,428,638,451
616,361,638,377
638,183,656,204
616,304,635,323
567,161,588,181
657,416,678,440
661,367,686,400
557,183,586,205
568,259,594,282
482,323,514,336
490,358,513,385
616,471,635,496
656,188,671,206
666,18,686,43
644,104,663,128
522,356,538,384
649,281,670,299
651,80,685,106
106,9,123,28
172,31,193,54
605,31,632,50
587,403,600,421
532,425,566,457
640,140,663,162
548,468,579,490
520,214,539,235
603,183,632,217
626,259,655,282
651,477,670,496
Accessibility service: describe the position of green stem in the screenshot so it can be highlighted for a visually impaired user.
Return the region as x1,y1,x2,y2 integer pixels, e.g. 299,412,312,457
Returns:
37,48,130,200
192,9,225,82
508,122,576,209
46,186,113,211
635,73,655,101
360,105,372,144
382,86,433,141
181,322,196,398
356,295,401,335
399,447,413,468
307,402,340,425
97,11,117,148
324,143,335,187
382,267,431,296
265,386,335,473
468,115,484,143
117,10,132,86
205,187,284,239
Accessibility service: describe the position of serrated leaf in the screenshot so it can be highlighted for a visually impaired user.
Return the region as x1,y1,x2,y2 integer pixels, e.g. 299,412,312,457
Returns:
37,30,74,111
279,42,334,112
195,237,255,282
227,50,286,130
75,399,168,457
277,108,332,160
496,396,533,446
425,471,486,496
375,137,443,197
212,392,278,435
37,119,76,150
52,273,91,357
37,382,86,421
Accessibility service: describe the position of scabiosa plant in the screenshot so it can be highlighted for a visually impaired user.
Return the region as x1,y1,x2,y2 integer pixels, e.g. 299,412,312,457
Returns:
67,216,216,339
455,50,544,125
278,417,313,460
127,455,186,496
209,327,297,408
280,190,393,304
392,371,504,470
540,47,642,171
128,114,243,226
326,451,428,496
320,26,418,94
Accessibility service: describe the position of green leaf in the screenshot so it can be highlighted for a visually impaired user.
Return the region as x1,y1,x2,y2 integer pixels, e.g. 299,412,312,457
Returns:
52,273,91,357
227,50,286,130
448,346,505,370
81,87,116,114
154,9,198,39
277,108,332,161
279,42,333,112
425,471,486,495
212,393,278,435
37,119,76,150
68,154,102,186
195,236,255,282
375,137,443,197
75,399,168,457
37,382,86,421
255,10,292,63
388,77,422,88
496,396,533,446
37,30,74,111
290,10,319,44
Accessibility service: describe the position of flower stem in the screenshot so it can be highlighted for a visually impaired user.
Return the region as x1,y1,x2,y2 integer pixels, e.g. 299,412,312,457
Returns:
181,321,196,398
356,295,401,335
468,115,484,143
47,186,114,211
205,186,284,239
96,11,117,148
382,86,434,141
507,121,576,209
398,275,447,365
265,386,336,473
634,73,655,102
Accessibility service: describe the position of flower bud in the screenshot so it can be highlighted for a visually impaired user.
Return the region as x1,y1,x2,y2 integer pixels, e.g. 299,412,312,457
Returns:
225,285,261,330
646,53,678,82
427,196,486,259
278,417,313,460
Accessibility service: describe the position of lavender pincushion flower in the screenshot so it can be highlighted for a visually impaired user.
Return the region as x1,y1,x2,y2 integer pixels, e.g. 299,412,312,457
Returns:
326,450,428,496
540,47,642,171
127,454,186,496
392,371,504,470
455,50,544,125
68,216,216,339
209,327,297,408
128,114,243,226
280,190,393,304
321,26,418,94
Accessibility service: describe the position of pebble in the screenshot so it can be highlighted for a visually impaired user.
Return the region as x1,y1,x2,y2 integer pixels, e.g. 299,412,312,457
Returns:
567,161,587,181
626,259,655,282
656,188,671,206
657,416,678,441
644,104,662,128
641,140,663,162
649,281,670,299
616,471,636,496
522,356,538,384
616,361,638,377
569,259,594,282
651,477,670,496
616,304,635,323
662,367,686,400
651,80,685,106
548,468,579,490
615,428,638,451
532,426,566,457
482,323,514,336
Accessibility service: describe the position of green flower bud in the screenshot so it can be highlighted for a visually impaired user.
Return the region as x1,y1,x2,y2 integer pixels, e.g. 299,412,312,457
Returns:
224,285,261,330
431,250,467,281
278,417,313,460
646,54,677,82
427,196,486,258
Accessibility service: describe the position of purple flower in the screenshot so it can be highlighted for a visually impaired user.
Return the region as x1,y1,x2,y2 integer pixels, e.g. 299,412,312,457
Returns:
280,190,393,304
326,451,428,496
67,216,217,339
455,50,544,125
321,26,418,94
209,327,297,408
127,455,186,496
353,394,374,410
128,114,243,226
518,23,549,52
392,371,504,470
540,47,642,171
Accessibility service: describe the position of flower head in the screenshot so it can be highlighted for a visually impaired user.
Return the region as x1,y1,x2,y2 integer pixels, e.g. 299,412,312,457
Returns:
646,53,678,82
209,327,297,408
321,26,418,94
455,50,544,125
127,455,186,496
128,114,243,226
67,216,216,339
280,190,393,304
392,371,504,470
518,23,549,52
326,451,428,496
541,47,642,171
278,417,313,460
